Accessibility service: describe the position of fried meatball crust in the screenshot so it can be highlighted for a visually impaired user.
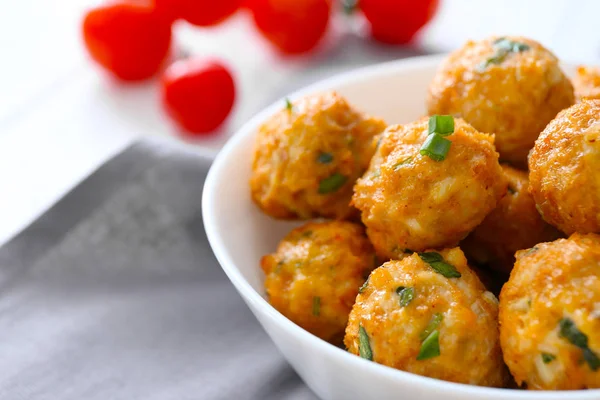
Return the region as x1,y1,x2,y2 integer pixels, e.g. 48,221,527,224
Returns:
250,91,386,220
573,66,600,101
499,233,600,390
462,165,562,274
427,36,574,166
345,248,508,386
529,100,600,235
352,117,506,260
261,221,376,343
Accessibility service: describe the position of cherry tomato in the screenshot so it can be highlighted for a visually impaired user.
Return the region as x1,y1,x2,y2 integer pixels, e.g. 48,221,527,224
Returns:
247,0,331,55
359,0,439,44
161,59,236,134
82,2,172,81
153,0,242,26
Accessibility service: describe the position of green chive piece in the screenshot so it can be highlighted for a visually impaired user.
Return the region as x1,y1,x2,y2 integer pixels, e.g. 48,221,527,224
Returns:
559,318,600,371
396,286,415,307
417,330,440,360
418,252,462,278
526,246,539,255
358,325,373,360
312,296,321,316
342,0,358,14
393,157,413,170
478,38,530,71
372,169,381,178
420,133,452,162
358,277,369,294
275,260,284,273
494,38,530,52
285,98,293,112
318,173,348,194
512,42,530,52
428,115,455,136
420,313,444,341
541,353,556,364
317,152,334,164
584,348,600,371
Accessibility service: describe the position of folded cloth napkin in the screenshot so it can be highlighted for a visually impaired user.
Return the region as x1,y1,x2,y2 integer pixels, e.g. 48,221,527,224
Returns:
0,139,318,400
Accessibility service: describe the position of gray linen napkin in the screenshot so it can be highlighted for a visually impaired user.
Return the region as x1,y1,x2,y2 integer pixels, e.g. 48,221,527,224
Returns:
0,42,427,398
0,139,317,400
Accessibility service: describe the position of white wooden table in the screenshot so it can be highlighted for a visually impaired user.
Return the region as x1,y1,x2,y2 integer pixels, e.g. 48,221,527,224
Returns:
1,0,599,246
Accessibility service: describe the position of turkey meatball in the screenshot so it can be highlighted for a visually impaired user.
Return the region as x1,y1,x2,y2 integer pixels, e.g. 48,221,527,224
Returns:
427,36,574,166
500,233,600,390
461,164,562,274
250,91,386,220
345,248,507,386
261,221,376,343
352,117,506,260
529,100,600,235
573,66,600,101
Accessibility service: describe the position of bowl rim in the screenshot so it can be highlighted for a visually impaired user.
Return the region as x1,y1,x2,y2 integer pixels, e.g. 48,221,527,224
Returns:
202,54,597,399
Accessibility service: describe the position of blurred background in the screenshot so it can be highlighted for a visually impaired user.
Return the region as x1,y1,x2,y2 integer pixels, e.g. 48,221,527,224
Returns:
1,0,599,245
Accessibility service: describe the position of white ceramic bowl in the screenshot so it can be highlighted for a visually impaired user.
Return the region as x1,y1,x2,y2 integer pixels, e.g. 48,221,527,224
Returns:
202,54,595,400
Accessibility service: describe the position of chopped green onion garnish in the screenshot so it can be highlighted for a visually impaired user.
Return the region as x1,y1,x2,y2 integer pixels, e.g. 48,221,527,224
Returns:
275,260,284,273
541,353,556,364
494,37,530,52
396,286,415,307
393,157,413,170
285,98,293,112
512,42,530,52
358,325,373,360
312,296,321,316
420,313,443,341
417,330,440,360
317,152,333,164
478,38,530,71
525,246,539,256
318,173,347,194
372,169,381,178
428,115,455,136
358,277,369,294
418,252,461,278
584,349,600,371
559,318,600,371
420,133,452,162
342,0,358,14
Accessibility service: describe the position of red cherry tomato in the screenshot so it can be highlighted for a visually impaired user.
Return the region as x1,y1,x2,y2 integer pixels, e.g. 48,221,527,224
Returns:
153,0,242,26
359,0,439,44
161,59,236,134
247,0,331,55
82,2,172,81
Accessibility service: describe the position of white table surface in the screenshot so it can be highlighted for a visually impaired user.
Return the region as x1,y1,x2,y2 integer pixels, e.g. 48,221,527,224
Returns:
1,0,599,246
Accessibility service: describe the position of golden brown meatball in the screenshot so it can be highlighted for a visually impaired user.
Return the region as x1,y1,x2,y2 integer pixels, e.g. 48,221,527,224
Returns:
261,221,376,343
529,100,600,235
499,233,600,390
345,248,507,386
573,66,600,101
461,165,562,274
352,117,506,260
427,36,574,166
250,91,386,220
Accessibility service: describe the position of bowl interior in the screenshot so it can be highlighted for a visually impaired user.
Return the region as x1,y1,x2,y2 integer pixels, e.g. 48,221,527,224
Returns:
202,55,593,400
